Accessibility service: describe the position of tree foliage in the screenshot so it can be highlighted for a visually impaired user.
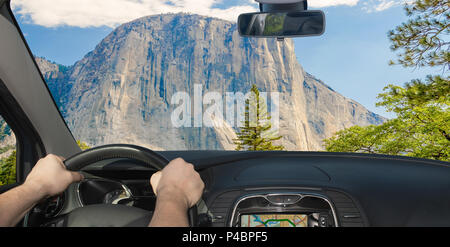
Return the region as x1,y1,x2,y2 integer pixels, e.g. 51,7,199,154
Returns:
0,151,16,186
0,118,15,186
77,140,91,151
325,104,449,161
324,0,449,162
388,0,449,71
234,84,284,151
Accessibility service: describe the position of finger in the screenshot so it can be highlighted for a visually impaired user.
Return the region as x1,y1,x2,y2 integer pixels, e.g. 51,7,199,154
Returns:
187,163,194,169
49,154,64,162
52,155,67,169
150,171,162,195
56,155,66,162
174,157,185,162
70,171,84,182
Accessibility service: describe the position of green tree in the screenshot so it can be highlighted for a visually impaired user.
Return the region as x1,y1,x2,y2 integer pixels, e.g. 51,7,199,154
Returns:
77,140,91,151
0,117,15,185
234,84,284,151
388,0,449,70
324,0,449,161
0,151,16,186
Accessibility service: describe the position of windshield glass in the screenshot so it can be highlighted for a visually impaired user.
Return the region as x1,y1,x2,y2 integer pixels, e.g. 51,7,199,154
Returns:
11,0,449,161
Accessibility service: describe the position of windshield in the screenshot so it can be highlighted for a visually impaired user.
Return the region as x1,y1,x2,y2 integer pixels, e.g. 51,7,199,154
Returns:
10,0,449,161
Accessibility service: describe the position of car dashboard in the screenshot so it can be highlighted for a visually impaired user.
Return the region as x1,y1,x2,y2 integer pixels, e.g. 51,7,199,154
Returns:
30,151,450,227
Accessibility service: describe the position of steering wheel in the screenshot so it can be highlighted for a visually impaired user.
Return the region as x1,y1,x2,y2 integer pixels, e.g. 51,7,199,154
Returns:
56,144,197,227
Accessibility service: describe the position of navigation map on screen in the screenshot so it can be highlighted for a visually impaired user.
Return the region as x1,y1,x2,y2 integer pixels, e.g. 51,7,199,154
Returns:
240,214,308,227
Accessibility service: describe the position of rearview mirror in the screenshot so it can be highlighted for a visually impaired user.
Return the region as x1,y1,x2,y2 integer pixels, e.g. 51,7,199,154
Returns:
238,11,325,38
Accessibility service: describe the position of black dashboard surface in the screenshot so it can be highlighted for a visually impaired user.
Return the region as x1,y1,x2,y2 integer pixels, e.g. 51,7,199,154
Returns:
81,151,450,227
156,151,450,227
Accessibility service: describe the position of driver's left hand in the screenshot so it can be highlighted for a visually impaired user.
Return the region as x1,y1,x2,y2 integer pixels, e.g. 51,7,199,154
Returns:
24,154,84,199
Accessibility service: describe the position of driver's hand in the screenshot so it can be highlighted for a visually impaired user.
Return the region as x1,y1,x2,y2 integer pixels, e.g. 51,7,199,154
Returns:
150,158,204,208
24,154,84,198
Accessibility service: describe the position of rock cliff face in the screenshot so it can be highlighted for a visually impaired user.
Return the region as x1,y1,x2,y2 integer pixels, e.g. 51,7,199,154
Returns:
35,57,71,115
36,13,384,151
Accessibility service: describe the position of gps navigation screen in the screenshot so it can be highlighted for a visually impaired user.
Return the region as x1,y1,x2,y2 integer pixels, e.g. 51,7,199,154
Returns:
240,214,308,227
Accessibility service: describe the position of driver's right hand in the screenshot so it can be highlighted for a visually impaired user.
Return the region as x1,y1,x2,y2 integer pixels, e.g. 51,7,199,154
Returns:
150,158,204,208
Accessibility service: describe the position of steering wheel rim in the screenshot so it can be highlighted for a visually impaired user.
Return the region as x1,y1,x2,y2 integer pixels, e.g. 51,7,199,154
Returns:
59,144,197,227
64,144,169,171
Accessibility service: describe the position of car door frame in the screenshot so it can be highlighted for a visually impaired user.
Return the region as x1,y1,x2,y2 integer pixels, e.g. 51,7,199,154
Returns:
0,79,45,192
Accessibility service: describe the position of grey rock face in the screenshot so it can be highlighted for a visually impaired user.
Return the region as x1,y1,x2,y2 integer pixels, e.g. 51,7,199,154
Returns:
35,57,72,114
36,13,385,151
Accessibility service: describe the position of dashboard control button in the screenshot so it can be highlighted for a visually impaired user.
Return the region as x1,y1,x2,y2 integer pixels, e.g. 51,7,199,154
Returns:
319,215,328,227
266,195,284,204
198,214,212,227
266,195,301,205
283,195,301,204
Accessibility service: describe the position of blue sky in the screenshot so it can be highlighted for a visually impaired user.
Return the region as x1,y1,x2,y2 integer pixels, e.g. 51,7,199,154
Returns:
294,4,436,118
11,0,436,118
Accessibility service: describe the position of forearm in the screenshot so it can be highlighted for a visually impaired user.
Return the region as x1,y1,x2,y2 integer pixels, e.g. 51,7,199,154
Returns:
149,190,189,227
0,183,46,227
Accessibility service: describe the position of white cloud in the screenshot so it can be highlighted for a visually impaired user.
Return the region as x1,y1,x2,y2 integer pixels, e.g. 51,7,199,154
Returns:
361,0,407,13
11,0,408,28
310,0,407,12
11,0,259,28
374,1,396,11
309,0,359,8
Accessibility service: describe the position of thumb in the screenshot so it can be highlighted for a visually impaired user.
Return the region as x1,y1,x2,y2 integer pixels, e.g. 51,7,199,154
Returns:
70,171,84,182
150,171,162,195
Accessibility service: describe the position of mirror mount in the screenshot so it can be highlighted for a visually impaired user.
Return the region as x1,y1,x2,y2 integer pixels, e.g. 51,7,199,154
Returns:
258,1,308,41
258,0,307,12
239,1,324,39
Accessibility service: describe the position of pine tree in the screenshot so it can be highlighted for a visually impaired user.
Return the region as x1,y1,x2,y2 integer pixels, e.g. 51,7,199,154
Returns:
388,0,449,70
234,84,284,151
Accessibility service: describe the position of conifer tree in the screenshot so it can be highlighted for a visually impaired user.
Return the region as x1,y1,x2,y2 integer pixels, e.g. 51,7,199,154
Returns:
234,84,284,151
